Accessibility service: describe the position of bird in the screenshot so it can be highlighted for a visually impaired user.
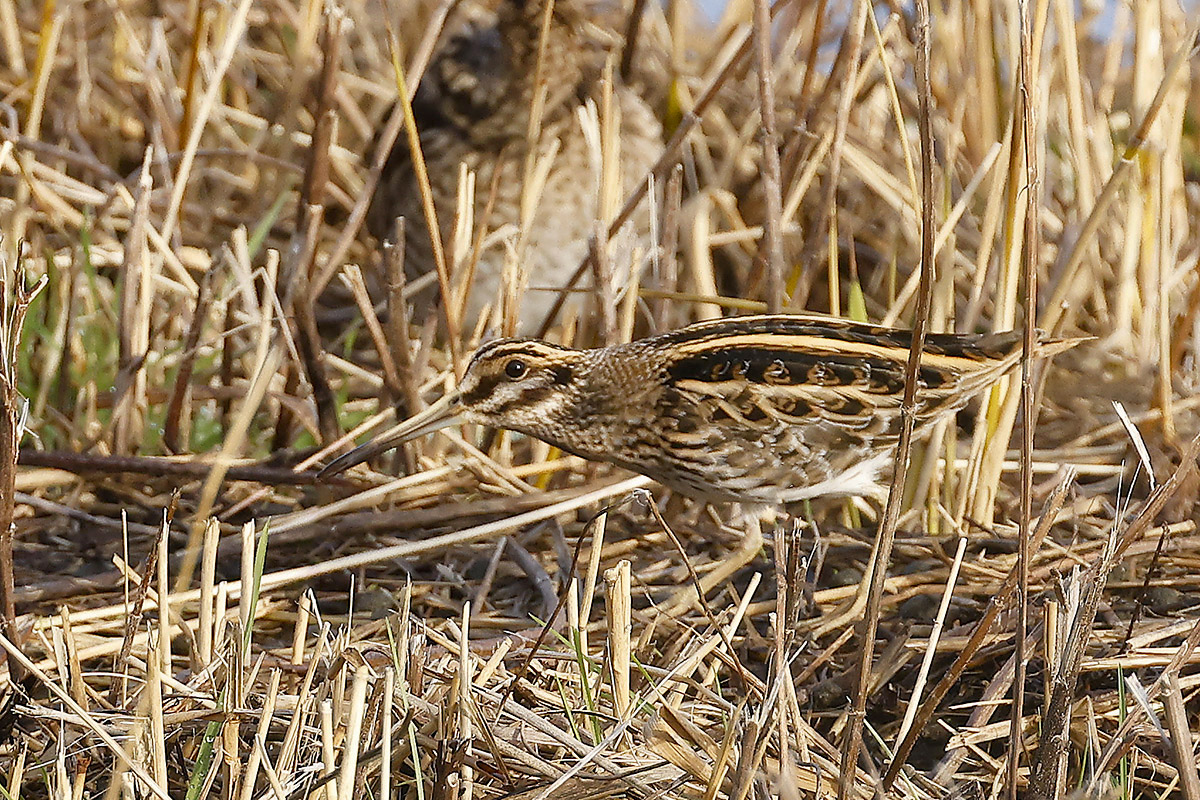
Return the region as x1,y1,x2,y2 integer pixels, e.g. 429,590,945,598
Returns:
366,0,664,333
320,314,1078,504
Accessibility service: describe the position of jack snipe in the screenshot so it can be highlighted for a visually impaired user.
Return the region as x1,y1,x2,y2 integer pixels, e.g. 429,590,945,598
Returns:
367,0,663,331
321,315,1076,504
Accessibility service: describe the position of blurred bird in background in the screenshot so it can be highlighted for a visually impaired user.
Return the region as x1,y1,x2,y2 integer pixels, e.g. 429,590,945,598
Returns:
367,0,665,335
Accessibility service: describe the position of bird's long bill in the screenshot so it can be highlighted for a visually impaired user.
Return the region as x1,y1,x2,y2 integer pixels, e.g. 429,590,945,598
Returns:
318,393,463,478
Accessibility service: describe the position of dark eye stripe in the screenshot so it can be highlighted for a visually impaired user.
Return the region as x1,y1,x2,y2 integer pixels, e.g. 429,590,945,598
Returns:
492,384,555,414
461,374,504,406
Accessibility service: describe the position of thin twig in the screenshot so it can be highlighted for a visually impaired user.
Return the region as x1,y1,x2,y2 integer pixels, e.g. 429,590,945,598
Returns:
16,449,327,485
838,2,935,793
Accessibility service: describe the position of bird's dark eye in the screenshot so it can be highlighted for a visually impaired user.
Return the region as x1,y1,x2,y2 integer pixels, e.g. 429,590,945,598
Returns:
504,359,528,379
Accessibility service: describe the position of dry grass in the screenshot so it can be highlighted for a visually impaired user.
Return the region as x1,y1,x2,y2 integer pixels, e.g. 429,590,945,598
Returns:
1,0,1199,798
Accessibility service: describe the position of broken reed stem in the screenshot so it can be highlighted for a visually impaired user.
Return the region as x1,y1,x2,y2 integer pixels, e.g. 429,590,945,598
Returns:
382,219,424,428
286,11,345,448
341,263,401,398
751,0,784,312
286,209,333,446
113,146,152,456
893,535,967,748
590,220,618,344
838,0,936,794
772,525,791,769
0,260,45,675
337,663,372,800
1162,671,1200,800
163,268,214,454
655,165,683,330
197,517,219,669
1010,1,1041,796
603,559,631,723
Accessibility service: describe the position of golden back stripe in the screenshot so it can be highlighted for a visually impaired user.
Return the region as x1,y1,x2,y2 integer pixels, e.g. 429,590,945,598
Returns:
672,333,1001,373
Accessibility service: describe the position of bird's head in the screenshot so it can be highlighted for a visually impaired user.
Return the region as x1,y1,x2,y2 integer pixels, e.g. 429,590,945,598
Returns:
455,338,584,430
319,338,590,478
